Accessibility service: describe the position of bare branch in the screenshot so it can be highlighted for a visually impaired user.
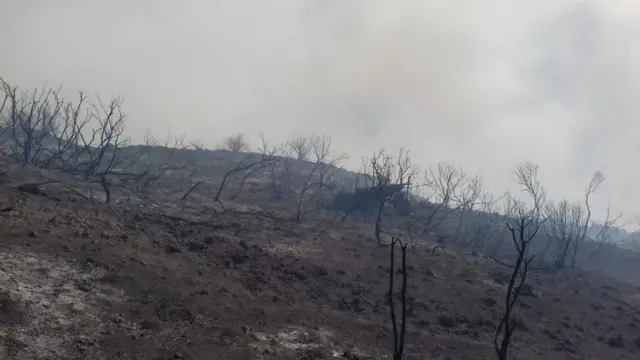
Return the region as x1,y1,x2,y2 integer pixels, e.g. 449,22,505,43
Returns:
189,139,205,150
543,171,604,269
405,162,464,247
114,128,188,192
223,133,249,152
388,237,408,360
214,153,277,204
452,175,484,244
588,201,623,260
288,136,312,161
366,148,417,243
294,134,347,222
495,163,545,360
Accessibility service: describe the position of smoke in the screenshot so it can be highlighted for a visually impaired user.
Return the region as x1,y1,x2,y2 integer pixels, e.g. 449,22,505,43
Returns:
2,0,640,224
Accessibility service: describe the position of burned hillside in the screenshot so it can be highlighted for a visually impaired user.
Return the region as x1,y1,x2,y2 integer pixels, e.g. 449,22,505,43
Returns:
1,78,640,359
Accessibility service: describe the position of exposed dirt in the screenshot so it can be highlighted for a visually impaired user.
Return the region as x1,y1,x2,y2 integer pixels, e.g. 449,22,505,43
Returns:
0,157,640,359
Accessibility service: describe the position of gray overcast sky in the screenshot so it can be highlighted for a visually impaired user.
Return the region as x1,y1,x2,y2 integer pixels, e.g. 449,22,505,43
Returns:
2,1,640,227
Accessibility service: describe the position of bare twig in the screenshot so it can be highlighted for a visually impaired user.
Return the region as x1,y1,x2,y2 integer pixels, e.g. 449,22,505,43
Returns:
494,162,545,360
388,237,408,360
223,133,249,152
180,179,206,201
294,134,347,222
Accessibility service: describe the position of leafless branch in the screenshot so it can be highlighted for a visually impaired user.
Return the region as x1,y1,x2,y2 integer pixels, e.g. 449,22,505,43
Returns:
543,171,604,269
388,237,408,360
212,152,278,205
495,162,545,360
223,133,249,152
294,134,347,222
405,163,464,247
588,202,623,260
288,136,312,161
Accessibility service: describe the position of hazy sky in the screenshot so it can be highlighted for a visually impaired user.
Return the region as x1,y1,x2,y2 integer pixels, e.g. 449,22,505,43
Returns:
2,1,640,227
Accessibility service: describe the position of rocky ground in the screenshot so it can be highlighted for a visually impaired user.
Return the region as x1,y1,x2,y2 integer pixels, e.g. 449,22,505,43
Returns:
0,156,639,359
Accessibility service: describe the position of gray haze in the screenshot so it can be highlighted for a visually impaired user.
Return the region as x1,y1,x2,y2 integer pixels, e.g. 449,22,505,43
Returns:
2,1,640,227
